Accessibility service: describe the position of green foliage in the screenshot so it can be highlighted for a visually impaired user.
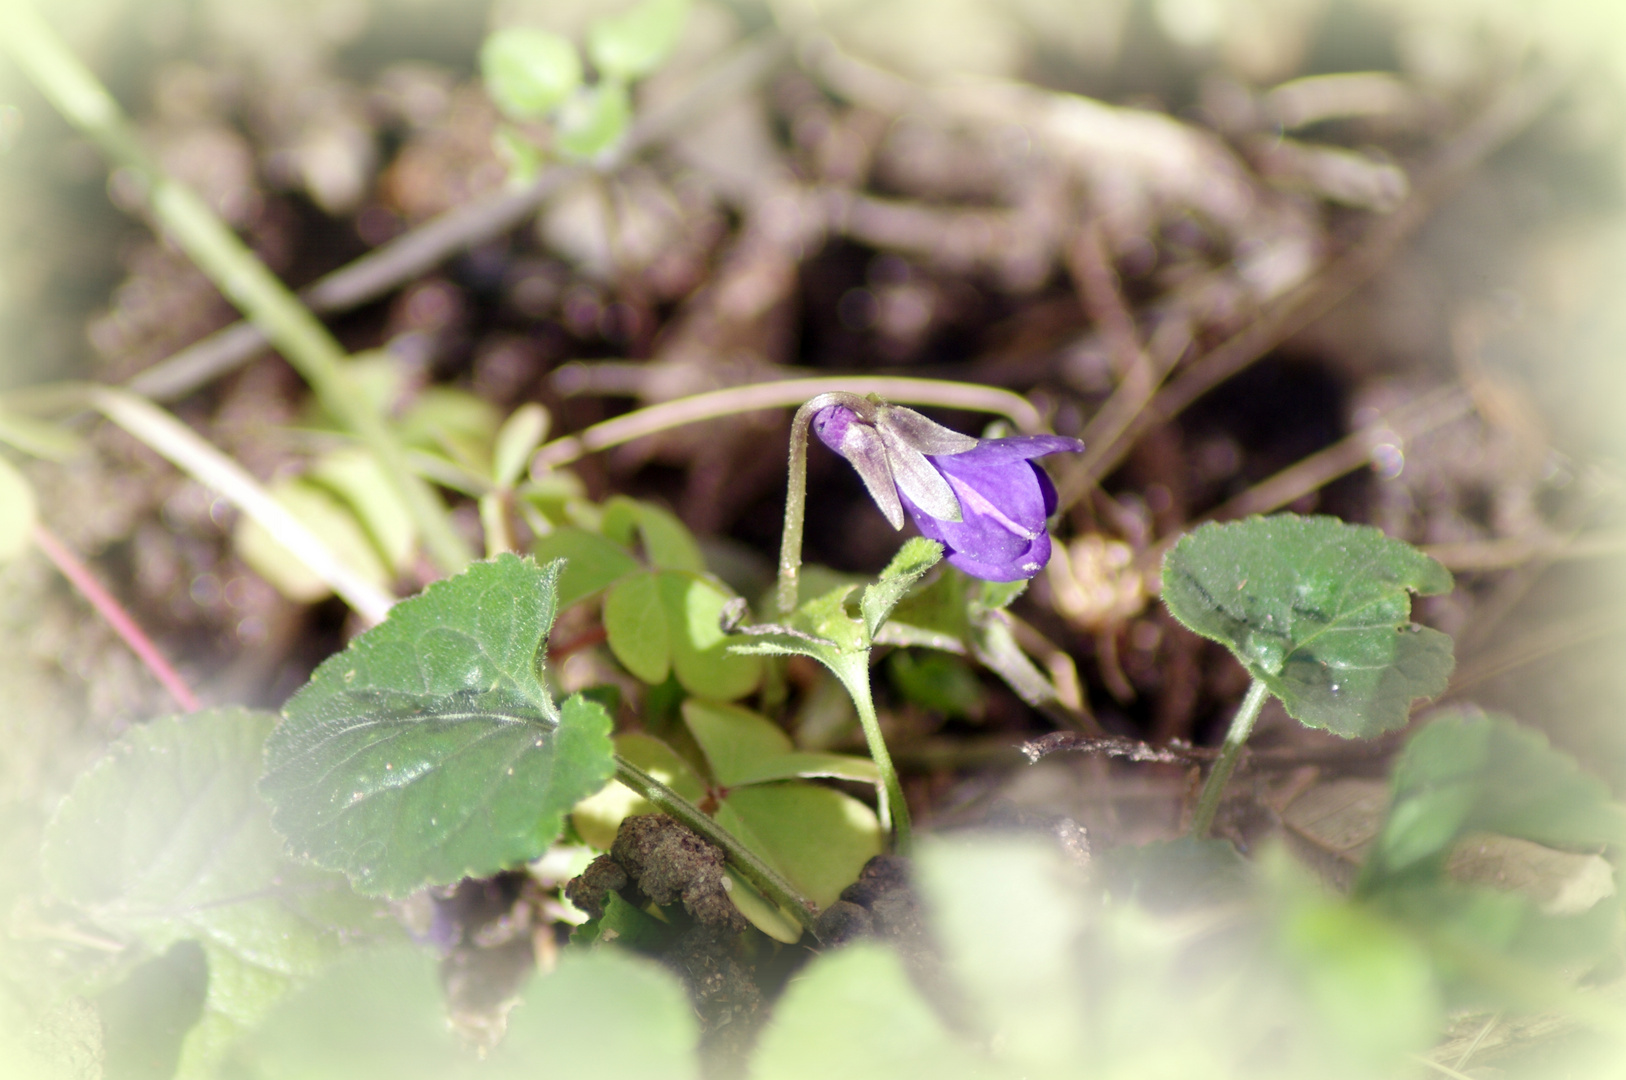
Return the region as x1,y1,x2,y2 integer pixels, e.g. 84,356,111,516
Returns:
715,784,881,910
860,537,943,638
480,28,583,121
530,527,640,609
41,708,383,1078
887,650,984,719
750,944,977,1080
1161,514,1455,737
553,80,633,161
1366,708,1626,883
682,699,878,786
261,555,617,897
221,946,699,1079
586,0,692,82
603,570,761,699
1357,709,1625,1006
751,834,1453,1080
0,455,36,562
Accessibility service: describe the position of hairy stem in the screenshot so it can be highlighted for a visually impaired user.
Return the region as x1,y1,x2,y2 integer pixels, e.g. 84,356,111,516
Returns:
1189,678,1270,838
829,653,912,854
31,524,201,713
613,754,818,933
0,3,471,576
776,398,821,614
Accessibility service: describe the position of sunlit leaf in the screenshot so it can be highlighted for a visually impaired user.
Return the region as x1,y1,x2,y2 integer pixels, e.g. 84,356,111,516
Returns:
261,556,617,897
1161,515,1454,737
309,446,417,573
554,81,631,162
714,784,881,910
605,570,760,698
681,700,877,787
235,476,390,602
481,27,583,121
586,0,691,82
491,404,549,489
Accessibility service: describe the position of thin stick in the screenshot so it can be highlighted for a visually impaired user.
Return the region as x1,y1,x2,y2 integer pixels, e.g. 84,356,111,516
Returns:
1068,65,1567,497
86,386,396,623
1189,678,1270,837
0,2,471,576
777,398,822,614
31,523,201,713
532,376,1045,471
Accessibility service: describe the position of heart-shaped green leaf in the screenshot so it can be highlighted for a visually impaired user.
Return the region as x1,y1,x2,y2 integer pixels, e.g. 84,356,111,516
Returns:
42,708,383,1078
714,784,881,910
1161,515,1454,737
681,700,878,788
531,527,641,610
261,555,617,897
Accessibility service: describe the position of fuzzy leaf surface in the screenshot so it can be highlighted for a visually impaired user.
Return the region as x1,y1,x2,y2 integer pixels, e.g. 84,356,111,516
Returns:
1161,515,1454,736
262,555,616,897
42,708,382,1078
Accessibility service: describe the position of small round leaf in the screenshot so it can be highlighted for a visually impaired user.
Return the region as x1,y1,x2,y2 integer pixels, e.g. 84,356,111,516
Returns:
481,28,583,120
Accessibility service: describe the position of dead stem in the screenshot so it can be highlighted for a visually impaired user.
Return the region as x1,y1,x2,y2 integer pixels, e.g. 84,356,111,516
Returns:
1062,65,1568,504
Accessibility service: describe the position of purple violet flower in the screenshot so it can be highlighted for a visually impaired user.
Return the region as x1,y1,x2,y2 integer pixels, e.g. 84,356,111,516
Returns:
812,402,1084,582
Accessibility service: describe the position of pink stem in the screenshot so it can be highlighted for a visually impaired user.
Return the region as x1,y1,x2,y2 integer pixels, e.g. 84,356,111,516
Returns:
31,523,202,713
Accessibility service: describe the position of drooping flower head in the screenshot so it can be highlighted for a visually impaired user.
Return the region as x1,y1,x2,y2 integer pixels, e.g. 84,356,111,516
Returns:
810,399,1083,582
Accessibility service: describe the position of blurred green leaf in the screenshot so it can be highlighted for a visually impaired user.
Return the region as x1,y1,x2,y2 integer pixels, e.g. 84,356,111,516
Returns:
261,556,617,897
491,404,549,489
42,708,382,1078
586,0,691,82
554,81,631,162
0,409,83,461
1161,515,1454,737
632,499,705,572
714,784,880,910
235,476,390,602
0,455,35,563
481,27,583,121
533,526,640,609
750,943,982,1080
0,993,103,1080
1365,709,1626,884
309,446,417,574
887,650,983,720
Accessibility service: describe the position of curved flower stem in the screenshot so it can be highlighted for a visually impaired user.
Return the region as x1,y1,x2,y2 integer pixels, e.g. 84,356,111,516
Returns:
1189,678,1270,838
776,397,823,614
613,754,818,933
533,376,1045,473
0,3,470,577
31,523,202,713
828,652,912,854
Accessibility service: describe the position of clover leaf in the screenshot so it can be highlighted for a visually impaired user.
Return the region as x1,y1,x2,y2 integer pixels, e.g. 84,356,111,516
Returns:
1161,515,1454,737
261,555,616,897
